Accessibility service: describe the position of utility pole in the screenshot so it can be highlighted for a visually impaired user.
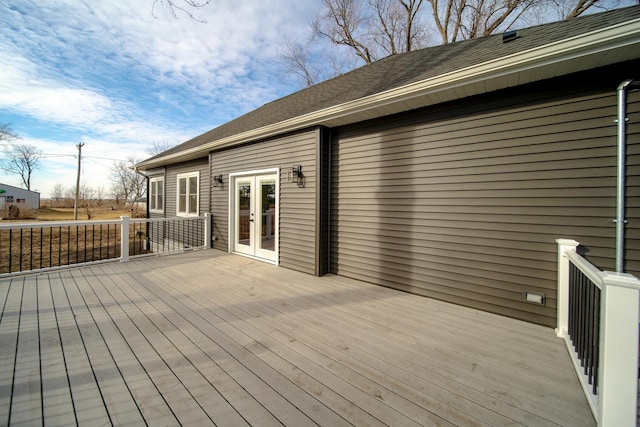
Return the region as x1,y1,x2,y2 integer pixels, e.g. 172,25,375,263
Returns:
74,142,84,220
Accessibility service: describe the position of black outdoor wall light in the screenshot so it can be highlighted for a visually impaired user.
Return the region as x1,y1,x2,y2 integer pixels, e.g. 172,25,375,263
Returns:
287,165,304,187
213,174,223,187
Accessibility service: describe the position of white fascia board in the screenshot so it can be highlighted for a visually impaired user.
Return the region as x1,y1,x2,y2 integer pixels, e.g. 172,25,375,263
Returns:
137,18,640,170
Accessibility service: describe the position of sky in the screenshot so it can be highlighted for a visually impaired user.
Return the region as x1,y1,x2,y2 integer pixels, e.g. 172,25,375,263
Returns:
0,0,635,199
0,0,320,198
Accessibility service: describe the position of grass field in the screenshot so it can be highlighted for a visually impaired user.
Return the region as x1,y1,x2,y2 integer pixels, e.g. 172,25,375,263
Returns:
1,206,145,222
36,207,141,221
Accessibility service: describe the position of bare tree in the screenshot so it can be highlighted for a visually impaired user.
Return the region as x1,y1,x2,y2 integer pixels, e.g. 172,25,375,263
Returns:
428,0,551,44
80,183,96,204
0,124,18,143
284,0,610,86
563,0,600,19
152,0,211,22
51,183,65,207
109,158,146,208
147,140,178,157
279,38,322,87
313,0,427,65
314,0,377,64
0,125,42,191
95,186,105,207
370,0,427,56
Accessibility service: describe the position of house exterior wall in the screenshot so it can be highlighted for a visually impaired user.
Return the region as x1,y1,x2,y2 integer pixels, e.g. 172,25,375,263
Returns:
164,158,210,217
145,159,209,249
330,65,639,327
210,129,322,275
0,183,40,209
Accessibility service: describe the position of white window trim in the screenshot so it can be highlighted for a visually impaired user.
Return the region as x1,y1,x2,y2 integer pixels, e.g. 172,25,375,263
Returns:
149,176,164,213
176,171,200,217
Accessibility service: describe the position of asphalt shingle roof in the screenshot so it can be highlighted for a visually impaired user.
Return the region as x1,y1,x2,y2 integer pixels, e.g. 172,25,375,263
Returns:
147,5,640,162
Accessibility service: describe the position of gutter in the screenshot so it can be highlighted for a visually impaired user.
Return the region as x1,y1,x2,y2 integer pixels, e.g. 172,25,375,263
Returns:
136,17,640,171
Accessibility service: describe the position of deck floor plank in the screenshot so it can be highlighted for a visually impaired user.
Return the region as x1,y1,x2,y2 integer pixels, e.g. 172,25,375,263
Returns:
38,273,76,426
192,274,544,426
82,265,247,427
0,277,25,426
158,262,469,427
0,250,597,426
47,271,112,426
108,261,352,427
10,275,43,425
176,257,566,426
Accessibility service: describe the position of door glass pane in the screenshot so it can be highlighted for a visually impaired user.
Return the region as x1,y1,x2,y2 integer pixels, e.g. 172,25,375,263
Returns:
259,179,276,251
237,181,251,246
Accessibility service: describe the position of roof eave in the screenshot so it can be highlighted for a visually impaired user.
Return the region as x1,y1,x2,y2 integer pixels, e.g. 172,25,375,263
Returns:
135,17,640,171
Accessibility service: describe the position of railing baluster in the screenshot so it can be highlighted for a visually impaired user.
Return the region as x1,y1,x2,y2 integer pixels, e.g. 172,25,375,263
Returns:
0,215,210,275
9,229,13,273
592,286,601,395
29,228,33,271
566,259,601,397
49,227,53,268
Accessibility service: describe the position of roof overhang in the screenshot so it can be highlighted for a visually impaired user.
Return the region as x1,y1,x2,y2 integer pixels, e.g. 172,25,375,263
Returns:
135,17,640,171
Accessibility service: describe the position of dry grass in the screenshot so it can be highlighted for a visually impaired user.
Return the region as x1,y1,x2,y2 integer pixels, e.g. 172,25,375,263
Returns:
35,207,140,221
0,205,148,274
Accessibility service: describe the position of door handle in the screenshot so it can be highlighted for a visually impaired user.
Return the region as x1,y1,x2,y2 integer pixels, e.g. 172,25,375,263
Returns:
249,213,254,222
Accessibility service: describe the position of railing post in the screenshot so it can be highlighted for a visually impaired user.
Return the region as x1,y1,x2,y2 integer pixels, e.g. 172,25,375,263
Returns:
120,216,130,262
556,238,579,337
598,272,640,427
204,213,212,249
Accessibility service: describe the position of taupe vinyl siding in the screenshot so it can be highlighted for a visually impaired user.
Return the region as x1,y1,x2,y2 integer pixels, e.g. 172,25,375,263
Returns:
332,73,639,327
164,158,210,218
210,129,319,275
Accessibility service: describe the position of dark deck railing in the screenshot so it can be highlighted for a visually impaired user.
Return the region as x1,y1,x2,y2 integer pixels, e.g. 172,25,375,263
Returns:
0,214,211,276
568,262,601,395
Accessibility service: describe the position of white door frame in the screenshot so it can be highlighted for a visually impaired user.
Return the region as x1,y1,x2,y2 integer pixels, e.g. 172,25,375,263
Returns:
229,168,279,264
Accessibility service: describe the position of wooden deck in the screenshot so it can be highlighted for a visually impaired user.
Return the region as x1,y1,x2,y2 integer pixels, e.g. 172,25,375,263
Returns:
0,250,595,426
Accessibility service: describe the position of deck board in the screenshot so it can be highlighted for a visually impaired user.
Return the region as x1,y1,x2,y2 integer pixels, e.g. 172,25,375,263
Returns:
0,250,595,426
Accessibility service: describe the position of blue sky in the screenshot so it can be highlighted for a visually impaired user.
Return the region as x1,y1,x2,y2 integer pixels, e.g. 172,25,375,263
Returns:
0,0,319,198
0,0,634,199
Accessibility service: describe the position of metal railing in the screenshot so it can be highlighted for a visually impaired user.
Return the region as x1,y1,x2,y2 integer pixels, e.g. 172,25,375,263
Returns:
0,214,212,276
556,239,640,426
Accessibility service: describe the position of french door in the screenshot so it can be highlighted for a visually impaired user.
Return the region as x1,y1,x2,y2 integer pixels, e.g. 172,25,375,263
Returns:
231,171,278,263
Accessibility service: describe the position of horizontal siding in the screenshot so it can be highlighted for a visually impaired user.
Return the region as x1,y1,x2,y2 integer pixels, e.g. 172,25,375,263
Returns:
164,158,210,218
332,72,640,327
210,129,319,275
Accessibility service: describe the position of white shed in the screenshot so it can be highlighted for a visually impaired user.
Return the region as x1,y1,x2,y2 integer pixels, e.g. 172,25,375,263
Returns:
0,183,41,209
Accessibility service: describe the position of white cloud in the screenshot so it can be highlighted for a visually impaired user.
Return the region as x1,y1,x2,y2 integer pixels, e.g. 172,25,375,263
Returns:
0,0,319,198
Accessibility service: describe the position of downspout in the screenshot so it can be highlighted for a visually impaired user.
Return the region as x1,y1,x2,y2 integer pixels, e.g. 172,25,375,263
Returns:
615,79,640,273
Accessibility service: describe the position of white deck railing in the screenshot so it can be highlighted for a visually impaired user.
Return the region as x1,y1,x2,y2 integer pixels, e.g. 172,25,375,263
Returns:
556,239,640,427
0,214,212,276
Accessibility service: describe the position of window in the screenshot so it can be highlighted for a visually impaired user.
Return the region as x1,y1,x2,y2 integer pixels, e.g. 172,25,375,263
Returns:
149,177,164,213
177,172,199,216
17,198,26,203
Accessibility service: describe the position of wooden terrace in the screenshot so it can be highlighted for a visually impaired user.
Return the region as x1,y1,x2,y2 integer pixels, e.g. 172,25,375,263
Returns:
0,250,594,426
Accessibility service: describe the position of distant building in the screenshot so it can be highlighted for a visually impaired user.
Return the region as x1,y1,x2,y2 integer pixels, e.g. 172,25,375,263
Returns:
0,183,41,209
